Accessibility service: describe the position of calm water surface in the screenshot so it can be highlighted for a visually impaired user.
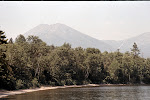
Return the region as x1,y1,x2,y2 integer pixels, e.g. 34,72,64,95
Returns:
1,86,150,100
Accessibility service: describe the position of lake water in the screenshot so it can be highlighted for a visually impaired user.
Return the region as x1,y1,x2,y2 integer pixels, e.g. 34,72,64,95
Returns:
1,85,150,100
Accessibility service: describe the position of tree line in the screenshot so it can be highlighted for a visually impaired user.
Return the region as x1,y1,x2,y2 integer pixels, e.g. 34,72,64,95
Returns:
0,30,150,90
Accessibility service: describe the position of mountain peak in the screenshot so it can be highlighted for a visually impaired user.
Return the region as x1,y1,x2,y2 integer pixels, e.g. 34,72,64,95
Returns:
37,24,50,27
33,23,72,31
50,23,71,29
54,23,65,25
36,23,68,28
24,23,112,52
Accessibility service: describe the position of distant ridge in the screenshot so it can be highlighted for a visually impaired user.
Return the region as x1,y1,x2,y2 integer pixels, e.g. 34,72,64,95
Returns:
102,32,150,58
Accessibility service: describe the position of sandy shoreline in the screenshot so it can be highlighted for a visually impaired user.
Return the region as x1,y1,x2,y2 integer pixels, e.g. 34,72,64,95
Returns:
0,84,128,98
0,84,100,98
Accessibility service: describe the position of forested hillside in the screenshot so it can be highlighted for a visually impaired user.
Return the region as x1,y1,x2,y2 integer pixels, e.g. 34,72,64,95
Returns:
0,31,150,90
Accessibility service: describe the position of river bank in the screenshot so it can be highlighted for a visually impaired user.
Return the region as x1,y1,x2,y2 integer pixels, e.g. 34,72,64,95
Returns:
0,84,142,98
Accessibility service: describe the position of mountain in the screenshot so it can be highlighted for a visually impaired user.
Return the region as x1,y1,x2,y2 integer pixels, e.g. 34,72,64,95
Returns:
102,40,123,51
24,23,150,58
24,23,113,52
118,32,150,58
103,32,150,58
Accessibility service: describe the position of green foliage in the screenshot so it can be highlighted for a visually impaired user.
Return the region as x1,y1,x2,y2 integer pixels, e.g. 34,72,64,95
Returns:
0,30,16,90
131,42,140,58
16,79,25,90
31,78,40,88
108,59,121,83
0,30,8,44
15,34,26,44
8,38,13,44
48,81,56,86
1,33,150,90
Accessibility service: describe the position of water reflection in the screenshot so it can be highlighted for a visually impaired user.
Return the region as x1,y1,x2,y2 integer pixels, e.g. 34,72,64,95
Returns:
1,86,150,100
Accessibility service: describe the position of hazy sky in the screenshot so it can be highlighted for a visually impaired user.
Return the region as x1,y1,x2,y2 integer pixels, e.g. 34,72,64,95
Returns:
0,1,150,40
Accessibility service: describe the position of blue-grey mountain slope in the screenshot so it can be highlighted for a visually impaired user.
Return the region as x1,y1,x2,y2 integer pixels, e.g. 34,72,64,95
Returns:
24,23,150,58
103,32,150,58
118,32,150,58
24,23,113,52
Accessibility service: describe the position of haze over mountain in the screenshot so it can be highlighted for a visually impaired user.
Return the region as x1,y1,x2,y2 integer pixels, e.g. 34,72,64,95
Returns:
24,23,113,52
102,32,150,58
24,23,150,58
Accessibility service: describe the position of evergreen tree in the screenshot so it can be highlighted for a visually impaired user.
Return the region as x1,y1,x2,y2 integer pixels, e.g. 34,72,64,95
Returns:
0,30,15,90
131,42,140,58
0,30,8,44
8,38,13,44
